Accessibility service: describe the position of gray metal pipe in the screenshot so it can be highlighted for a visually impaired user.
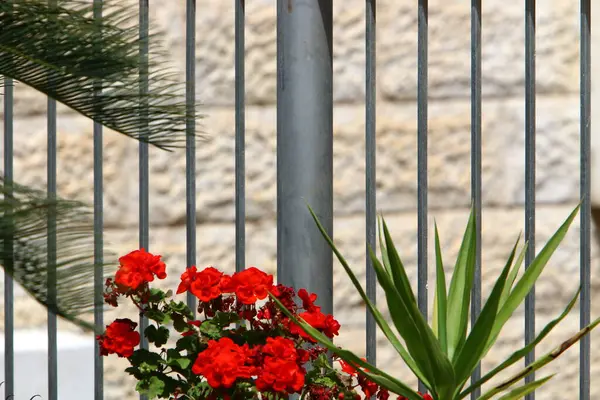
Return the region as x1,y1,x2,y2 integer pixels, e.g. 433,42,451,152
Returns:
276,0,333,317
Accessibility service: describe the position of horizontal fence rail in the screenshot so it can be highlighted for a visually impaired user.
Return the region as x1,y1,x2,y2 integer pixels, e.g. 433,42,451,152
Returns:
0,1,593,399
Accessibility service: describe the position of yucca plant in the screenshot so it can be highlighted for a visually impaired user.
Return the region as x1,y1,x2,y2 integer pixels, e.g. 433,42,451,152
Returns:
272,205,600,400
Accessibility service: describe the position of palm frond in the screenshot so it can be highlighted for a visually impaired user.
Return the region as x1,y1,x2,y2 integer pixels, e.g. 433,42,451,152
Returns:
0,0,200,150
0,178,114,332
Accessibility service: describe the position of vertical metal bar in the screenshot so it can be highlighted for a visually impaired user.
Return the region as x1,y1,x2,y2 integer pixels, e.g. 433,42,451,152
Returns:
47,3,58,398
524,1,536,398
235,0,245,274
186,0,197,314
3,76,14,400
138,1,149,399
276,0,333,315
470,0,482,397
417,0,428,392
365,0,377,371
580,0,591,398
47,56,59,400
93,1,104,399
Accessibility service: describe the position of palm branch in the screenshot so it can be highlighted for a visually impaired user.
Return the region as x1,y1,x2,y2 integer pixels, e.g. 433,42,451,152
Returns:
0,0,199,331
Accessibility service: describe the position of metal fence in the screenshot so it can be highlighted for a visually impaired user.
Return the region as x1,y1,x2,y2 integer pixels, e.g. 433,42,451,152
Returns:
0,1,593,400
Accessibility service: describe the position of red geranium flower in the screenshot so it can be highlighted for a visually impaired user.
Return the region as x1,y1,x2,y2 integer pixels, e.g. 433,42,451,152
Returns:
192,337,255,389
97,318,140,358
176,266,197,294
262,337,299,361
190,267,225,302
114,249,166,290
338,358,368,376
256,337,306,394
229,267,274,304
177,266,231,303
298,288,319,312
290,309,341,341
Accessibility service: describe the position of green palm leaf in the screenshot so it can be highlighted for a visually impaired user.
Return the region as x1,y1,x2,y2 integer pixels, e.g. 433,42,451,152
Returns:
0,0,200,150
0,179,113,332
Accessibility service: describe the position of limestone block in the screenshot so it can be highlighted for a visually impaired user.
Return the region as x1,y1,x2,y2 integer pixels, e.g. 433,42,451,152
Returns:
0,114,136,227
139,97,579,225
378,0,579,101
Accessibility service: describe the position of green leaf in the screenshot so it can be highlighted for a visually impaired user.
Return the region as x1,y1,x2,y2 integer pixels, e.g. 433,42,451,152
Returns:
148,288,167,303
481,315,600,399
0,178,113,333
168,301,194,319
491,375,554,400
452,238,517,386
199,320,222,339
166,349,191,370
176,336,200,354
378,217,393,277
433,222,448,354
269,292,424,400
0,0,201,150
173,315,188,333
136,376,165,399
145,325,169,348
485,205,580,352
145,309,171,325
381,219,417,306
460,287,581,399
214,311,241,326
368,247,455,398
480,375,554,400
446,209,477,360
129,350,164,376
307,206,428,386
499,240,527,308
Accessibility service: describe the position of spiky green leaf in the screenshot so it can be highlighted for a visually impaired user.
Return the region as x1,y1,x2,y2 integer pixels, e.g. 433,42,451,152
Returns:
433,222,448,354
489,375,554,400
446,209,477,360
485,205,580,352
452,238,518,386
307,206,428,385
460,287,581,399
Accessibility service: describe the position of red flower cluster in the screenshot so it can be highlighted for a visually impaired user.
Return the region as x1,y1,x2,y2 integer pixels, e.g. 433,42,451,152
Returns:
289,288,341,341
99,251,370,400
256,337,306,393
190,336,307,395
192,337,255,389
177,266,274,305
115,249,166,290
97,318,140,358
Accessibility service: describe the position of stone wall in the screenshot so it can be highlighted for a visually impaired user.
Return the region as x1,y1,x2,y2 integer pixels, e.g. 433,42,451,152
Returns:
1,0,599,399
